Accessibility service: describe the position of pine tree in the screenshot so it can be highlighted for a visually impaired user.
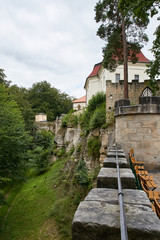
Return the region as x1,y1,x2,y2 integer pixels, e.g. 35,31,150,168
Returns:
95,0,148,98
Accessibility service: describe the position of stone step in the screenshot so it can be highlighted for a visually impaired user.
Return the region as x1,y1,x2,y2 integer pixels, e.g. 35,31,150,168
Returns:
97,168,135,189
72,188,160,240
107,151,126,158
103,157,129,168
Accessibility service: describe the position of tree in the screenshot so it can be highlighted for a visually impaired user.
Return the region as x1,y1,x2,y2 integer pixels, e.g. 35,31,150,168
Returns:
8,85,35,131
119,0,160,94
94,0,148,98
0,69,11,86
27,81,73,121
147,25,160,94
0,84,32,182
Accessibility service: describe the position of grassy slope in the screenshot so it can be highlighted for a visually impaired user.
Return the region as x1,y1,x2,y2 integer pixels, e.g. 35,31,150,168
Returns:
0,158,89,240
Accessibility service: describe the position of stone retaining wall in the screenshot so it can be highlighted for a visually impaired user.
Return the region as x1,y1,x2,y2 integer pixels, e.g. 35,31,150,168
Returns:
115,102,160,171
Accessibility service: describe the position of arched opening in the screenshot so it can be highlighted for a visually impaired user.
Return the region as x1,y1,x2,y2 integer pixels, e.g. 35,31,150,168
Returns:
141,87,153,97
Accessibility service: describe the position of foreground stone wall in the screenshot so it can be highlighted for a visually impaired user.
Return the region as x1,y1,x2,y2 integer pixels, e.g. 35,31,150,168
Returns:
115,103,160,171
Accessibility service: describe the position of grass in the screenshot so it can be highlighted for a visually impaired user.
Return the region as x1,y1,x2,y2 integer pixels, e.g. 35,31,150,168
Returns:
0,158,89,240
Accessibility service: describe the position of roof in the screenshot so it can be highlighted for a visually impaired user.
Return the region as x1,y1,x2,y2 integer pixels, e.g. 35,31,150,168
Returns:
87,62,102,78
87,51,150,79
72,96,86,103
134,51,150,63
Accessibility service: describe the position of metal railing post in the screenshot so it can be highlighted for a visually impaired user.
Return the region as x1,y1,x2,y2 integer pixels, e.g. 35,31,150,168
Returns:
116,145,128,240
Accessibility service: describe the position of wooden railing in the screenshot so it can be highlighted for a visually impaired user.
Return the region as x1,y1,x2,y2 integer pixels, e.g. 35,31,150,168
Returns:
129,149,160,219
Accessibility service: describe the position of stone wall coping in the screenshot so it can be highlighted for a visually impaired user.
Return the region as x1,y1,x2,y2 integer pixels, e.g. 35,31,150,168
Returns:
115,104,160,116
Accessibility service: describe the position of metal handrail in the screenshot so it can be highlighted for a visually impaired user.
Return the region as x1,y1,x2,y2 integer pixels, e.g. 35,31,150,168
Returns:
116,146,128,240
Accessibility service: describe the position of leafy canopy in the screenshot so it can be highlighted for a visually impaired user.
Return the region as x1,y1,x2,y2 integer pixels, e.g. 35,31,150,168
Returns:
0,84,32,182
94,0,148,72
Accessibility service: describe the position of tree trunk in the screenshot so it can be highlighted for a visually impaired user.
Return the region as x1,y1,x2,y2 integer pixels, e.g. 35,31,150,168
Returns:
122,17,128,99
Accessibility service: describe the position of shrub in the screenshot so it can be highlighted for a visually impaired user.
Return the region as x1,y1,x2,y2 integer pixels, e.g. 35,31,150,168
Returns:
87,136,101,158
80,92,106,133
75,159,89,185
87,92,106,113
61,110,78,128
29,146,51,174
34,130,54,149
89,105,106,130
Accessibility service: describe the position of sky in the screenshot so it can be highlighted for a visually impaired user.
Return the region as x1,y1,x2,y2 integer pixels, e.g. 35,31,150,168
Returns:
0,0,159,98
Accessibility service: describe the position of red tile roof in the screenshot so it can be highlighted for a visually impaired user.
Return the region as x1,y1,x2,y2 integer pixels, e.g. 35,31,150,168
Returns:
134,51,150,63
88,62,102,78
87,51,150,79
72,95,86,103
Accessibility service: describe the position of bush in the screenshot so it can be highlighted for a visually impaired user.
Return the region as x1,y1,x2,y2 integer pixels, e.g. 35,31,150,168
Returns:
89,105,106,130
80,92,106,133
61,110,78,128
30,146,51,174
87,136,101,158
75,159,89,185
34,130,54,149
87,92,106,113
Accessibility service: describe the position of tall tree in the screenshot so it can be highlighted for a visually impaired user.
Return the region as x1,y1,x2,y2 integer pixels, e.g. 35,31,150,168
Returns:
119,0,160,94
28,81,73,121
94,0,148,99
0,84,32,182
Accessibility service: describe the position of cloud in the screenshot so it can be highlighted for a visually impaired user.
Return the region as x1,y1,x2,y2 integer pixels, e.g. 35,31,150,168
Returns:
0,0,159,98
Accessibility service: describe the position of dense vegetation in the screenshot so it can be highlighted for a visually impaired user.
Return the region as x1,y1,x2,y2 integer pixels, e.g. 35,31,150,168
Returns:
0,157,96,240
62,92,112,135
0,71,73,132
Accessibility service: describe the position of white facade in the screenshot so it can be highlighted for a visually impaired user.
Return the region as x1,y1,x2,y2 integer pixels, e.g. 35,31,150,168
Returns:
73,102,86,111
85,56,150,105
35,113,47,122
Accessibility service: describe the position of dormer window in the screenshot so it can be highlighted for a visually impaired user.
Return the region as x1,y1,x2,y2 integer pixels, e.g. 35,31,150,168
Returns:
115,74,120,83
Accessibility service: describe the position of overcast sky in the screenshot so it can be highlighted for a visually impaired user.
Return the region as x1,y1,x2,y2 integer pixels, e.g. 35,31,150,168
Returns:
0,0,159,98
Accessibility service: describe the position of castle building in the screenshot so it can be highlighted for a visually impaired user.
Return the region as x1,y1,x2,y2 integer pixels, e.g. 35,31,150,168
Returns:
84,51,155,108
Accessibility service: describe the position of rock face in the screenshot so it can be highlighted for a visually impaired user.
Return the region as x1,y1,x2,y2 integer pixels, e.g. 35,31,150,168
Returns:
72,189,160,240
54,123,115,169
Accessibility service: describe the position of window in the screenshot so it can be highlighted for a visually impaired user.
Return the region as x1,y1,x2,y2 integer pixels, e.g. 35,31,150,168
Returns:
141,87,153,97
115,74,120,83
134,75,139,80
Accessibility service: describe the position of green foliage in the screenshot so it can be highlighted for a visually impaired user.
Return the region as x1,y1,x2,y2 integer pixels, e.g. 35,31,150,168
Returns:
80,92,106,133
87,92,106,113
54,147,66,157
94,0,148,71
89,104,106,130
0,69,11,86
0,158,90,240
118,0,160,95
76,143,82,153
29,130,54,174
0,84,32,182
87,136,101,158
75,159,89,185
28,81,73,121
69,146,75,156
34,130,54,149
8,85,35,132
61,110,78,128
146,25,160,95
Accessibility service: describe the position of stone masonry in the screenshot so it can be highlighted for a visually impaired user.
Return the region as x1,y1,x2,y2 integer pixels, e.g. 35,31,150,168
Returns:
72,146,160,240
106,80,160,110
115,99,160,171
